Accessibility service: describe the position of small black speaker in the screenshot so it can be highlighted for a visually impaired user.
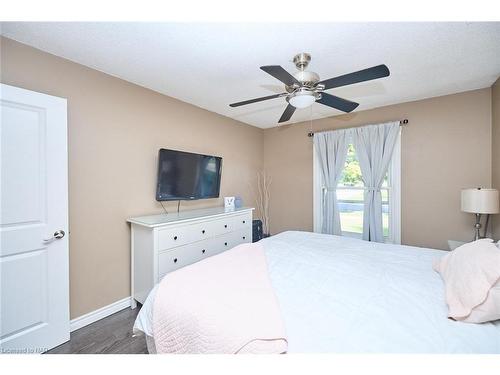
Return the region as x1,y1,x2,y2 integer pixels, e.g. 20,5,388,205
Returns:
252,219,263,242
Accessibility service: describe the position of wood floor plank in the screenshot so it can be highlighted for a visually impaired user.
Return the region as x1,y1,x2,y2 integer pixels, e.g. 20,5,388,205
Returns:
46,307,147,354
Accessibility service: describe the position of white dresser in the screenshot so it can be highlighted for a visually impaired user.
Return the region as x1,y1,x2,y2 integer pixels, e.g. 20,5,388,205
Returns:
127,206,253,307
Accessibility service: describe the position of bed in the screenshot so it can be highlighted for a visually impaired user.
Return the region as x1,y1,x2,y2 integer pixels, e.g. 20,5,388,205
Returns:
133,231,500,353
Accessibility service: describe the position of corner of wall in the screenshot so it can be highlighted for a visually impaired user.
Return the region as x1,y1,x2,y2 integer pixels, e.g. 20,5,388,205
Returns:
491,77,500,239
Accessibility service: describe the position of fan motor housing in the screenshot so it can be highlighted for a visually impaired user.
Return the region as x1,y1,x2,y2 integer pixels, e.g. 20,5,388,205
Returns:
285,71,320,92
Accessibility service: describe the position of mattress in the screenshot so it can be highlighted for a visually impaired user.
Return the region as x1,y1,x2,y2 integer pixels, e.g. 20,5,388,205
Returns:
134,231,500,353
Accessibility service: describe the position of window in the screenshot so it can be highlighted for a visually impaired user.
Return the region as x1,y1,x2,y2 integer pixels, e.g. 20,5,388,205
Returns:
337,143,390,238
313,130,401,244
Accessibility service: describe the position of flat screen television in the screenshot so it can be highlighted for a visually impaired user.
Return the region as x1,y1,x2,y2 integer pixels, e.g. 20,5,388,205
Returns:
156,148,222,201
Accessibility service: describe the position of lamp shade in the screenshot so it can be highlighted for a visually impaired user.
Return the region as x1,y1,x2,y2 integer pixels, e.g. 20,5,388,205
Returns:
461,188,499,214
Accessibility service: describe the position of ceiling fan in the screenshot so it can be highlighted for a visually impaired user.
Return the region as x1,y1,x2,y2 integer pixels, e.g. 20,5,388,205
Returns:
229,53,390,123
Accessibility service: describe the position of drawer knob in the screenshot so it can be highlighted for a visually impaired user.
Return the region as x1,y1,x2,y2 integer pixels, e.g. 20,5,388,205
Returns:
173,258,178,263
243,236,246,240
173,236,178,240
202,229,205,234
224,242,228,246
202,249,206,254
224,224,227,228
243,220,246,224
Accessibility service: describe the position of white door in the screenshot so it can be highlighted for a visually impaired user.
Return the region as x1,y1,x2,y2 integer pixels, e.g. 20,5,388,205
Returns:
0,84,69,354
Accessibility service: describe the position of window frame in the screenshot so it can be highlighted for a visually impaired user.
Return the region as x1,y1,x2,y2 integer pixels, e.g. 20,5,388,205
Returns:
313,128,401,244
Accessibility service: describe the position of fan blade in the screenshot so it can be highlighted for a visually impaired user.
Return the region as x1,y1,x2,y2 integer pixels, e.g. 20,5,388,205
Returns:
278,104,296,123
260,65,300,87
229,93,285,107
317,93,359,113
318,64,390,90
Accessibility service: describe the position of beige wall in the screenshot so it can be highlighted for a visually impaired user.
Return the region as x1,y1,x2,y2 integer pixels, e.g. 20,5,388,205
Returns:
0,37,264,318
492,78,500,238
264,89,492,250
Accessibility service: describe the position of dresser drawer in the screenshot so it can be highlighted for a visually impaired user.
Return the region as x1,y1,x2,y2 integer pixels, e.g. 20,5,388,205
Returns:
209,216,240,236
209,228,252,256
210,213,251,235
157,226,194,250
232,212,252,232
230,227,252,244
158,222,218,250
189,218,232,240
158,241,211,279
157,214,249,250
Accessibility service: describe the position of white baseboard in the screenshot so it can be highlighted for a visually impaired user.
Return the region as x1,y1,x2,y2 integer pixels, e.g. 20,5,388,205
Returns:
70,296,131,332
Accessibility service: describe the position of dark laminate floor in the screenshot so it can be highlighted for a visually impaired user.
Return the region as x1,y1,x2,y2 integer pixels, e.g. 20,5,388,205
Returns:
46,307,148,354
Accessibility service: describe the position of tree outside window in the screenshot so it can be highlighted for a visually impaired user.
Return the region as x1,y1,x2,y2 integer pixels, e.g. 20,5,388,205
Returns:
337,143,389,237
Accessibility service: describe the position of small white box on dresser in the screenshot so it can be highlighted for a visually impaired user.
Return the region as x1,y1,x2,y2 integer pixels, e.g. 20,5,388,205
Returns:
127,206,253,308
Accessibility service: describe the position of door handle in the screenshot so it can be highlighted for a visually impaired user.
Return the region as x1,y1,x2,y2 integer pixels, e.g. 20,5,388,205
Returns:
43,230,66,242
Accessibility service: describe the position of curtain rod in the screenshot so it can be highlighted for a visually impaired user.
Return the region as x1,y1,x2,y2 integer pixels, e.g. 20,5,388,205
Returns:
307,119,408,137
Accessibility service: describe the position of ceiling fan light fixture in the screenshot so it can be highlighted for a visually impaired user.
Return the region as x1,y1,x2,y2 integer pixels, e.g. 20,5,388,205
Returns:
288,90,317,109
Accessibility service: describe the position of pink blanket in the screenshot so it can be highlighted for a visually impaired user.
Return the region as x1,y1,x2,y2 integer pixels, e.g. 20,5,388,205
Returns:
433,239,500,322
152,242,288,354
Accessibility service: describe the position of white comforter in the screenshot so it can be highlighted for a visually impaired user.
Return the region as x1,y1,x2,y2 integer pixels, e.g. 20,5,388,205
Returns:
134,231,500,353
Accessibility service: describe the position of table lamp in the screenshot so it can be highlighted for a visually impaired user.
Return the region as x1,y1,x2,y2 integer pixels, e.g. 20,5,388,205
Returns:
461,188,499,241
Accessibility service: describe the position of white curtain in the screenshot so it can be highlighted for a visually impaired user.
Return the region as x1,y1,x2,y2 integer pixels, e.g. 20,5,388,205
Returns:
314,129,350,235
352,121,400,242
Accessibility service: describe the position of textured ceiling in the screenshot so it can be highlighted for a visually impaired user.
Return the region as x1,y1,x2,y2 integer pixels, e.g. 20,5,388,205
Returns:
1,22,500,128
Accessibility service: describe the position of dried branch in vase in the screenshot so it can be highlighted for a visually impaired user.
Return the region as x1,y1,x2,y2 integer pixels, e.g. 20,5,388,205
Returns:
253,171,271,236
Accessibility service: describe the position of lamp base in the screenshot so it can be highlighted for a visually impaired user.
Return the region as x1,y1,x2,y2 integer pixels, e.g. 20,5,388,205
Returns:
472,213,492,241
473,213,482,241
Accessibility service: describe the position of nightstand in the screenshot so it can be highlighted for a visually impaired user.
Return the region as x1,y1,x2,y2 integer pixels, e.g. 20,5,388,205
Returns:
447,240,467,251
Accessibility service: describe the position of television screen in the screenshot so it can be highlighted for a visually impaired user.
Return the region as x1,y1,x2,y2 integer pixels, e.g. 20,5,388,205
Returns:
156,149,222,201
